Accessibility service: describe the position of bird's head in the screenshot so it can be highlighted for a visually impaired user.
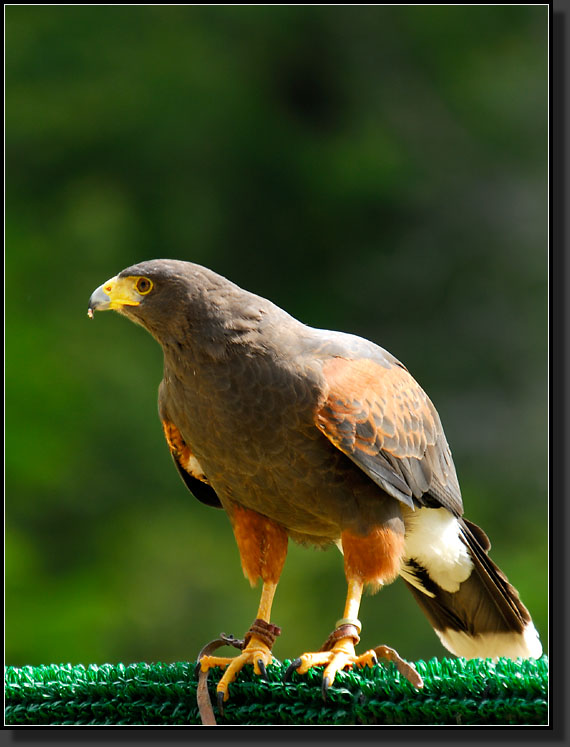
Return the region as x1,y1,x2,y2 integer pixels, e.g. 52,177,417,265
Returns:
88,259,273,355
89,259,222,340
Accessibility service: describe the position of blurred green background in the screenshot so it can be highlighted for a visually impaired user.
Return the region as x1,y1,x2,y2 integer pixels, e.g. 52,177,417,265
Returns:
6,6,547,667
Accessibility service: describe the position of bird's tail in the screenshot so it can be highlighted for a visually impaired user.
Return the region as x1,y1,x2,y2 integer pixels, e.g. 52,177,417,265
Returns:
400,507,542,659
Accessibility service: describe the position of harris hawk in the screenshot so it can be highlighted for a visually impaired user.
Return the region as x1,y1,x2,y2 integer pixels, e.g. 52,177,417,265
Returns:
88,259,542,703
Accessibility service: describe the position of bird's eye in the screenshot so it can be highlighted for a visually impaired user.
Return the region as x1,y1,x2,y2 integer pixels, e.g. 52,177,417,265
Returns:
136,277,153,295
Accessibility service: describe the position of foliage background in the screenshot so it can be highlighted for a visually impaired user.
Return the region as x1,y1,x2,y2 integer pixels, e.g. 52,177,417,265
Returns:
6,5,548,667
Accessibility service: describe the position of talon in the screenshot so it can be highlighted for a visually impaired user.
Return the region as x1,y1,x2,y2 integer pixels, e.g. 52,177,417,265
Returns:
258,659,268,680
356,650,378,670
284,657,302,682
217,690,226,716
322,675,330,700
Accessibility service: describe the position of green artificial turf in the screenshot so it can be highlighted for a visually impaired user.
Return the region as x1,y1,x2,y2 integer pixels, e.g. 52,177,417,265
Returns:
5,656,548,726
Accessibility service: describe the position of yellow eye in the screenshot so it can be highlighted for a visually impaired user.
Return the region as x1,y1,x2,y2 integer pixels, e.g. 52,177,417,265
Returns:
136,277,153,295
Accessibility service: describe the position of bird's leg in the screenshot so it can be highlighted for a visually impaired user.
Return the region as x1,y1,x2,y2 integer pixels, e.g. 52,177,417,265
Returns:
199,580,281,704
285,577,372,692
285,527,423,695
198,504,288,705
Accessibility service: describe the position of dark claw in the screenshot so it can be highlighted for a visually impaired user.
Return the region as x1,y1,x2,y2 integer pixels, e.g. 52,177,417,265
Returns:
257,659,268,680
217,691,225,717
283,657,302,682
194,660,202,679
322,675,331,701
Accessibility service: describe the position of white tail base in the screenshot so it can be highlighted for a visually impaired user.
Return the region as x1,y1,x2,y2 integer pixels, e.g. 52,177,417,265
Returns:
403,507,473,593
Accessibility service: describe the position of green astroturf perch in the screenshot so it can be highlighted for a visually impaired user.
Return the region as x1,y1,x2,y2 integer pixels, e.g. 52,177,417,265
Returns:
5,658,548,725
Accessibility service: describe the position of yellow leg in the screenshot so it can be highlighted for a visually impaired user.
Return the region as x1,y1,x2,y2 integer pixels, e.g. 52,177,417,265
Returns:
199,581,279,702
291,576,376,683
257,580,277,621
340,577,364,625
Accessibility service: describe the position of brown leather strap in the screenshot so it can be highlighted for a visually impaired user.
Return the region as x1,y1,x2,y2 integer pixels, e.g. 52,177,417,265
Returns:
319,623,361,652
243,618,282,650
196,634,245,726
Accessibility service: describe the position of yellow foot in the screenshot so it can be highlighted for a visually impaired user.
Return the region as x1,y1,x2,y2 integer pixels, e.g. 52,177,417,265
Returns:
199,634,274,707
285,638,423,697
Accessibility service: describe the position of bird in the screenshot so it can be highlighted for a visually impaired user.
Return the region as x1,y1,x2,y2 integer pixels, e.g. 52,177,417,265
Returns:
88,258,542,705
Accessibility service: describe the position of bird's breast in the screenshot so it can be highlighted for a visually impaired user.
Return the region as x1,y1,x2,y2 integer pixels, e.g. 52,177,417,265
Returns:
162,351,320,469
161,352,400,542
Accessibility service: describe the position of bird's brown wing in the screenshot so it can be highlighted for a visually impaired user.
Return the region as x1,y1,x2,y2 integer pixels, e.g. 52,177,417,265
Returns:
315,355,462,515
